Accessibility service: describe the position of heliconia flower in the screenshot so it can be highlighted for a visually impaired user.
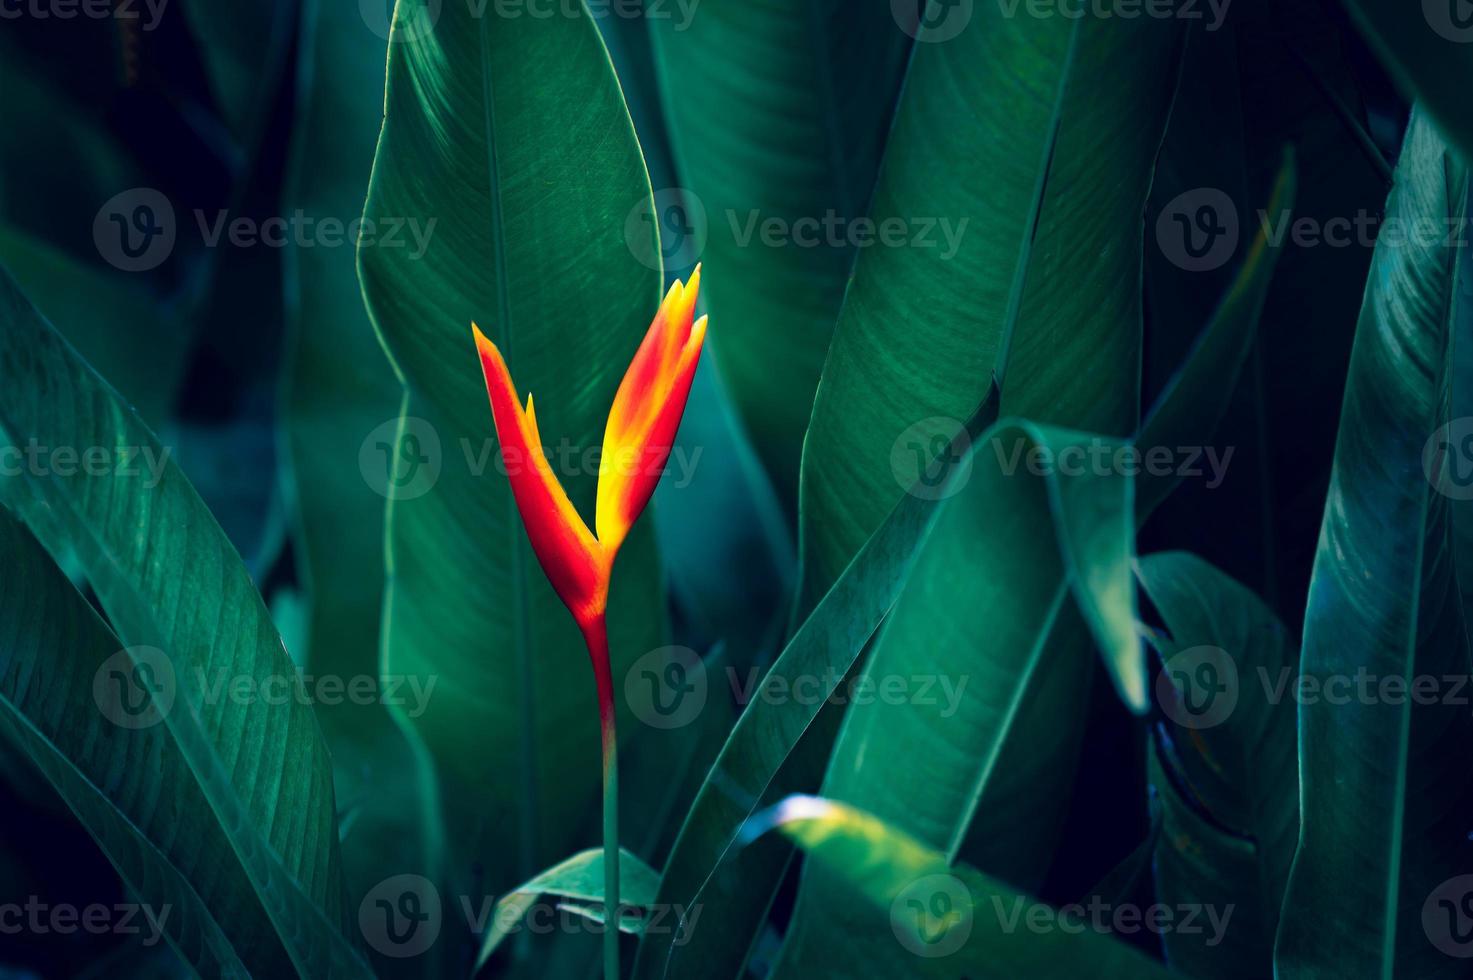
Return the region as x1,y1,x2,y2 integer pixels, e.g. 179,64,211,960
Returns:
471,266,706,980
470,266,707,633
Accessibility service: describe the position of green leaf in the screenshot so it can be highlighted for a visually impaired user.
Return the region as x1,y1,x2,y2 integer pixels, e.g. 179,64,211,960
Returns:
475,847,660,972
1277,109,1473,980
357,1,668,901
773,424,1139,979
1137,552,1297,977
799,11,1182,608
648,0,912,507
0,510,251,976
1338,0,1473,164
0,267,367,976
754,796,1175,979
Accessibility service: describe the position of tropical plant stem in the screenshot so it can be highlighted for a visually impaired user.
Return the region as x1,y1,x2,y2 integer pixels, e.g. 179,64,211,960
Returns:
583,613,619,980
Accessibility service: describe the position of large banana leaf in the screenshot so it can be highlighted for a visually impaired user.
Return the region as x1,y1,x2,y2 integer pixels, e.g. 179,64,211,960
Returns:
798,9,1182,607
1138,552,1297,977
772,425,1139,979
1276,109,1473,979
648,0,912,508
0,268,366,975
357,0,668,912
757,796,1176,979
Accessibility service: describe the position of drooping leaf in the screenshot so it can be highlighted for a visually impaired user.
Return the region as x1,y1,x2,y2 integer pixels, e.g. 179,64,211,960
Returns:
1276,108,1473,980
753,796,1176,979
475,847,660,972
1138,552,1297,977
